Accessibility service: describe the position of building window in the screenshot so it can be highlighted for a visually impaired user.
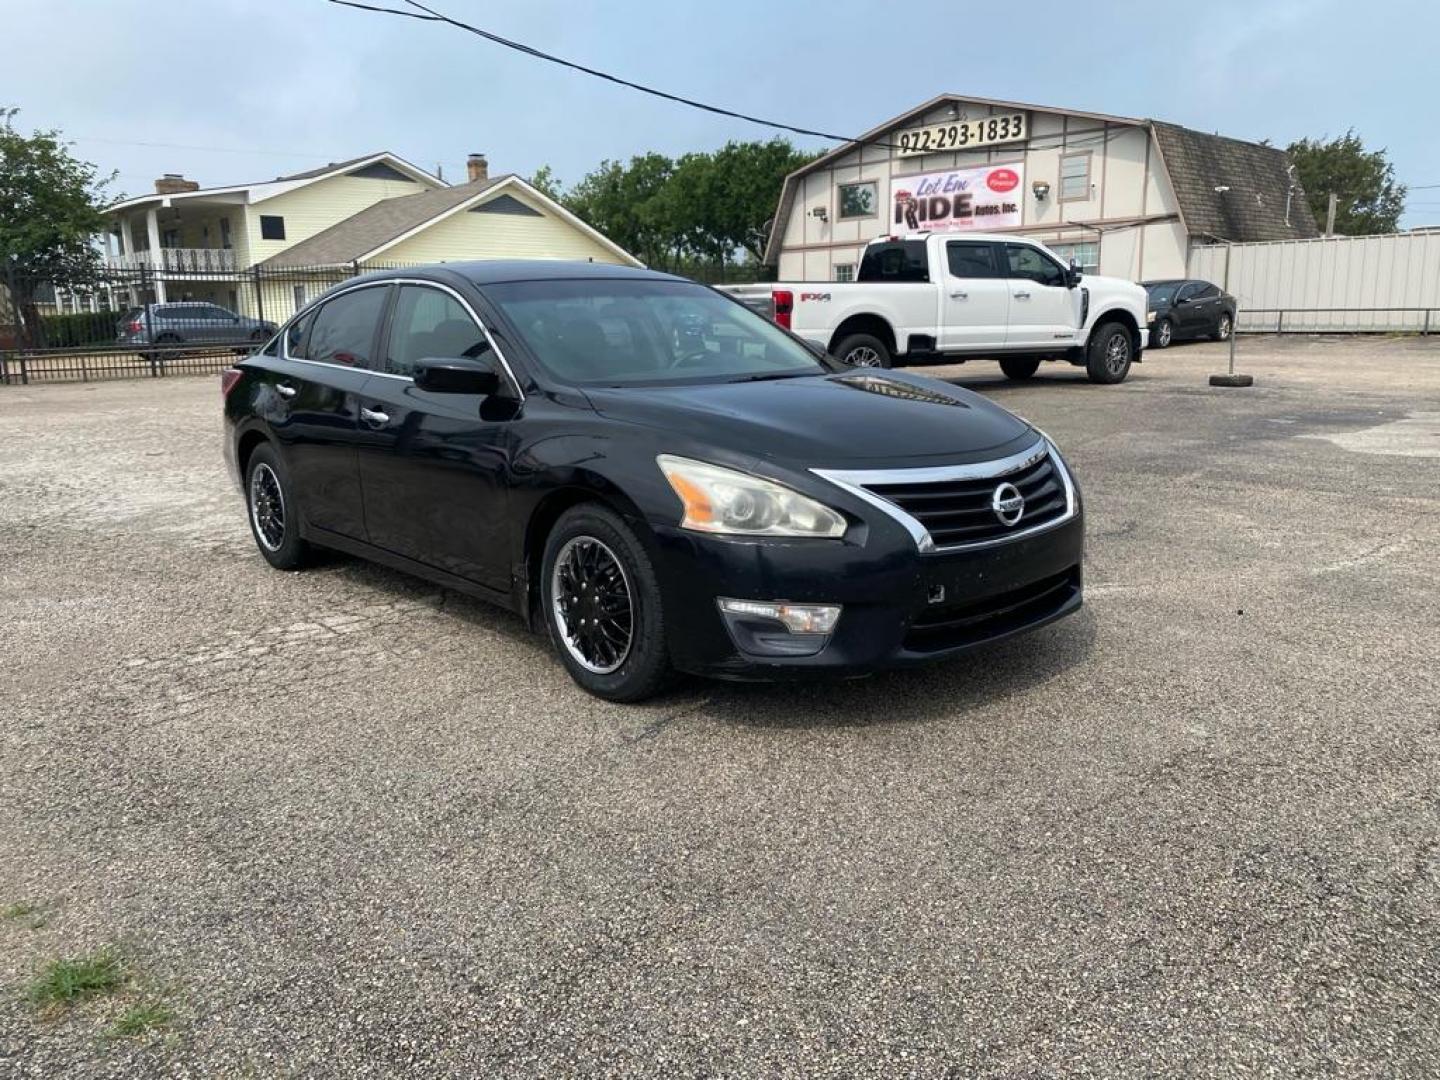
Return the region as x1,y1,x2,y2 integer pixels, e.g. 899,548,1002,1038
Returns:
161,228,181,248
293,285,307,310
260,215,287,241
837,181,878,219
1060,153,1091,201
1050,241,1100,273
219,217,232,249
834,263,855,282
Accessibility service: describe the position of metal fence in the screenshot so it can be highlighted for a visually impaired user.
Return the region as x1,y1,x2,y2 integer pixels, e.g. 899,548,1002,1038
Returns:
1189,231,1440,334
1,262,393,385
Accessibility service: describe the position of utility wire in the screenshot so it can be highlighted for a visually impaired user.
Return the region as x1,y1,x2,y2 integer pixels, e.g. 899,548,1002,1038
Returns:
328,0,923,152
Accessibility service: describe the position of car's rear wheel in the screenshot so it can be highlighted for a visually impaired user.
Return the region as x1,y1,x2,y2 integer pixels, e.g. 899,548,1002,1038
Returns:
245,443,311,570
999,356,1041,380
541,504,670,702
1086,321,1133,384
833,332,892,369
1213,313,1233,341
1154,318,1174,348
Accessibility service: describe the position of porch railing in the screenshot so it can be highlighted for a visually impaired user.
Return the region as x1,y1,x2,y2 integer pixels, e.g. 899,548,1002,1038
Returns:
106,248,240,274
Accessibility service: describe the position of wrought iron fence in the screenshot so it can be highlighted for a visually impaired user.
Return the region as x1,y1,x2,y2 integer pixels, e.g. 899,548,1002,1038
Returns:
0,262,392,385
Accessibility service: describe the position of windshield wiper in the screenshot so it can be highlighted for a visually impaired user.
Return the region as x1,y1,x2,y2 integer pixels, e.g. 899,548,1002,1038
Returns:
730,371,813,383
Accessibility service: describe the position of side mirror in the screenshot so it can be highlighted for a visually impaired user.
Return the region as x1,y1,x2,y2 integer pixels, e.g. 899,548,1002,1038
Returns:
800,338,828,360
1065,262,1083,289
414,355,501,395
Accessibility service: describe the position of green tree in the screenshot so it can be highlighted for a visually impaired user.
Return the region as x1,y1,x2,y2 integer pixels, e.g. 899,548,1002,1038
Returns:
1287,130,1406,235
565,153,678,269
1,109,113,347
704,139,819,263
528,164,563,200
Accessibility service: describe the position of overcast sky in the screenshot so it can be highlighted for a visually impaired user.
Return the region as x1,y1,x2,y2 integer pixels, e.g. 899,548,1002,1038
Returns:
6,0,1436,228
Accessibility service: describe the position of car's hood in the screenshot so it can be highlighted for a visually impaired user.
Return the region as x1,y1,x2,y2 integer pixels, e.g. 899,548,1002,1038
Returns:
582,370,1035,465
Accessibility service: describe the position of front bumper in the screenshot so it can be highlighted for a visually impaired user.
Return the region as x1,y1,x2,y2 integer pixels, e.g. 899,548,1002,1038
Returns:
650,509,1083,679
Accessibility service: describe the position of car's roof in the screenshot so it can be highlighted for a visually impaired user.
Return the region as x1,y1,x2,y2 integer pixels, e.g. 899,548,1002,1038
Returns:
354,260,684,288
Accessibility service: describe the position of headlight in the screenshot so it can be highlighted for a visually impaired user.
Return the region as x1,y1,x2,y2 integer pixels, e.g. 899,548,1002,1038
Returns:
657,455,846,538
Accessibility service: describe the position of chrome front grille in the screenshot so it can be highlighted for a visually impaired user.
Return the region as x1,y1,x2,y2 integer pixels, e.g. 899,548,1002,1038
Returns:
813,440,1077,553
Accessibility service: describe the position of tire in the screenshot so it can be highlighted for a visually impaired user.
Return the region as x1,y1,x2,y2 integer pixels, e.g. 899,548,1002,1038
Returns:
1213,312,1233,342
1085,321,1133,384
833,332,892,369
244,443,312,570
999,356,1041,380
541,504,671,702
1154,318,1174,348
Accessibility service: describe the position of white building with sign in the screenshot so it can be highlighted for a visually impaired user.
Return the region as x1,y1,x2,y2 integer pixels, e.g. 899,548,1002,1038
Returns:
764,95,1318,283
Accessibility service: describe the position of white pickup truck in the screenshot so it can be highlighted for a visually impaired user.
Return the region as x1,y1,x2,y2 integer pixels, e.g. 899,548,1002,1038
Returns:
724,232,1150,384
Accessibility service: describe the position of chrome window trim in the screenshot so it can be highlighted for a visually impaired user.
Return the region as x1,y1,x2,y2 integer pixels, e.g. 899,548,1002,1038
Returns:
278,277,525,401
812,438,1077,554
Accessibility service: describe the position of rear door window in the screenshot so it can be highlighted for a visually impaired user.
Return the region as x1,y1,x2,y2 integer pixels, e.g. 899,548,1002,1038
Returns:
285,308,316,359
305,286,390,368
946,241,1001,279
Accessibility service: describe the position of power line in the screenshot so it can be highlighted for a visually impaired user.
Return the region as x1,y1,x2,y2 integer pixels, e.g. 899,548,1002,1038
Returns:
328,0,921,152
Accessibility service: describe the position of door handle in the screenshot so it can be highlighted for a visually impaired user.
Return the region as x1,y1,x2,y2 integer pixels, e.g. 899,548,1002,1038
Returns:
1013,290,1031,300
949,290,968,300
360,406,390,427
275,382,297,398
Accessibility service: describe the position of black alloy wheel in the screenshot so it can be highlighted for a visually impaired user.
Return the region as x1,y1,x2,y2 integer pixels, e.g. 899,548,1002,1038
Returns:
542,504,671,701
245,443,311,570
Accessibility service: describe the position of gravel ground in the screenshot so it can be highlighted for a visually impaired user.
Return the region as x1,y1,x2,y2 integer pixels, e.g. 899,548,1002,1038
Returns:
1,336,1438,1077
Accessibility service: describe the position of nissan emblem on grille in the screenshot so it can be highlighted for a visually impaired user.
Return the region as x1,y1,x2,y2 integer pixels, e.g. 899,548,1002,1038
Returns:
991,482,1025,526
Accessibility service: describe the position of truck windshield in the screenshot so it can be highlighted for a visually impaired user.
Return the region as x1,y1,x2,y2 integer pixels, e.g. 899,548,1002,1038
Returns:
857,241,930,283
484,279,827,387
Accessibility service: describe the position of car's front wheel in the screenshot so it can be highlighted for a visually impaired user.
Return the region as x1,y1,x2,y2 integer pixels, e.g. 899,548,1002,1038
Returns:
1085,321,1133,384
1213,313,1233,341
1154,318,1174,348
245,443,311,570
541,504,671,702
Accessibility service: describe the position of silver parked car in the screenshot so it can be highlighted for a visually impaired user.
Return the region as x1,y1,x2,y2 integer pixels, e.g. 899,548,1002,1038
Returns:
117,302,278,357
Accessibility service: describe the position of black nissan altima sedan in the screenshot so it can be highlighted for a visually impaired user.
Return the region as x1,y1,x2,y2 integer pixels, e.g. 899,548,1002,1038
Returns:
222,261,1084,701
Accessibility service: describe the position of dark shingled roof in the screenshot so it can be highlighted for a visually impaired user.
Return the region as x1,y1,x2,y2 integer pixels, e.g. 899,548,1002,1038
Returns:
261,176,509,267
270,153,388,183
1151,122,1319,242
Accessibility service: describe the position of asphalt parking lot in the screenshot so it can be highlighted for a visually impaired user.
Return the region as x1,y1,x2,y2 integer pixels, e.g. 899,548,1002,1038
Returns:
2,335,1438,1076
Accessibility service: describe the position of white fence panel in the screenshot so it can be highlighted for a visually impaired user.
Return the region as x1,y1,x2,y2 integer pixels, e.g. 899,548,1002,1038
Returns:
1187,232,1440,333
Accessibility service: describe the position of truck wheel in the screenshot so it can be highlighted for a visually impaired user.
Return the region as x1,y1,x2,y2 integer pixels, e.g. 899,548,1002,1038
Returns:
999,356,1041,380
1085,322,1133,384
834,333,892,369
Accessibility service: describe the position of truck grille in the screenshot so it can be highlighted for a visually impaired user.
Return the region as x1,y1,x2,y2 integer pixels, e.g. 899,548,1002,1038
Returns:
861,449,1069,549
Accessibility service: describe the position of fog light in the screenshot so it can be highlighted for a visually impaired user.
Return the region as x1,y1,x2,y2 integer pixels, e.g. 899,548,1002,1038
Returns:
718,598,841,634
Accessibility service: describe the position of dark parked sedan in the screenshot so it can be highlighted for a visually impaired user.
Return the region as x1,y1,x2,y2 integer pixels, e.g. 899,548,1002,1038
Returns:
1143,280,1237,347
222,262,1084,701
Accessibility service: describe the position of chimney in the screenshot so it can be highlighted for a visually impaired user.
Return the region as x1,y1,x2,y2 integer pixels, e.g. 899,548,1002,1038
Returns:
466,153,488,184
154,173,200,195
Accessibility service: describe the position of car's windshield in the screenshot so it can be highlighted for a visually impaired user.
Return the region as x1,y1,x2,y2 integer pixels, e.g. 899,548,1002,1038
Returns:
1146,282,1180,304
484,278,826,387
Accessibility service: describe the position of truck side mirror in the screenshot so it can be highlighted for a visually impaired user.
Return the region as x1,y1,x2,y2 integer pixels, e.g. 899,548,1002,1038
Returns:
1065,263,1083,289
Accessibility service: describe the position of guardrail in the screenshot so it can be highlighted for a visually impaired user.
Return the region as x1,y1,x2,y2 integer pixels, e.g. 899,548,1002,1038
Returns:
1237,307,1438,335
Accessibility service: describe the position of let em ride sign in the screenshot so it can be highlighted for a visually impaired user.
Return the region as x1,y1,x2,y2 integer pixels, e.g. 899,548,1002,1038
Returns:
890,164,1024,233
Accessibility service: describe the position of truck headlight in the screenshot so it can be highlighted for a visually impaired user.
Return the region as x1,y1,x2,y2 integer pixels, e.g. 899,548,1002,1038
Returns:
658,455,847,538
